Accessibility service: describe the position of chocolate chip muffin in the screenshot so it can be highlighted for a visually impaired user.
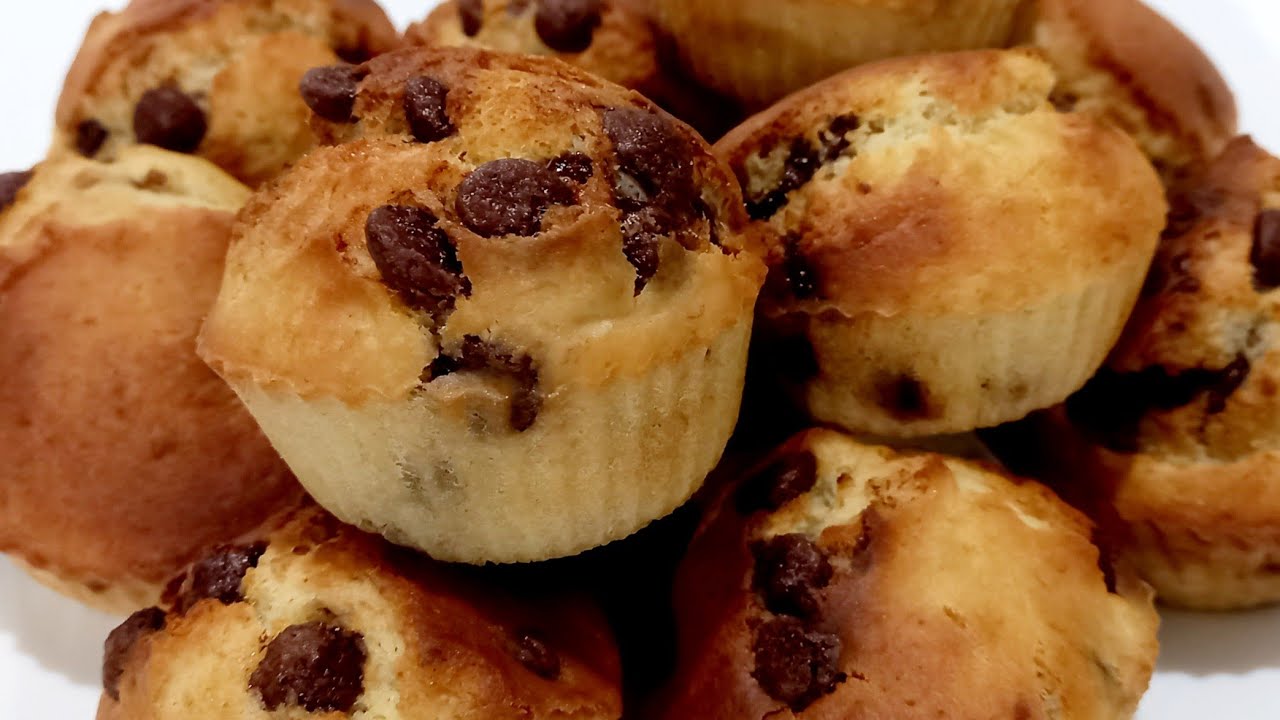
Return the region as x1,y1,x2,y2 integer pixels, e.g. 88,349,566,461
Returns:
0,146,302,614
717,49,1165,438
657,429,1159,719
654,0,1027,110
199,47,766,564
54,0,398,186
1031,137,1280,610
405,0,736,140
97,507,623,720
1020,0,1238,181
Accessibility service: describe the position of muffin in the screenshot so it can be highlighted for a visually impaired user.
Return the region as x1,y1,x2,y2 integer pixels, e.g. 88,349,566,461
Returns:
1035,137,1280,610
1020,0,1237,181
98,507,622,720
405,0,737,140
198,47,766,564
55,0,399,186
717,49,1166,438
0,146,302,614
657,429,1159,719
653,0,1027,111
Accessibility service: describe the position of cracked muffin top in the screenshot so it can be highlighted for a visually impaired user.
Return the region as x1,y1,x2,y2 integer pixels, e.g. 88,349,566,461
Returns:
54,0,398,185
1068,137,1280,462
715,48,1164,321
199,46,764,407
98,506,622,720
659,429,1158,720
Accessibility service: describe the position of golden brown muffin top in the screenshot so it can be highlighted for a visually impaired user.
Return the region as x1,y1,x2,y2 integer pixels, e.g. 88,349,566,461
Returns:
55,0,399,185
407,0,662,94
1023,0,1238,178
99,507,622,719
0,148,302,612
201,47,764,406
716,49,1164,319
659,429,1158,719
1067,137,1280,464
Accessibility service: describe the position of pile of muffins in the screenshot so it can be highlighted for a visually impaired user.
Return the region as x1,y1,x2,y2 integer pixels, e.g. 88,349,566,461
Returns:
0,0,1273,717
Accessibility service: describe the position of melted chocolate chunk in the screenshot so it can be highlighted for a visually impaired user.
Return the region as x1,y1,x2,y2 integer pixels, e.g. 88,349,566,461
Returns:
535,0,603,53
752,617,846,711
1068,358,1254,452
0,170,33,213
133,86,207,153
547,152,594,184
602,107,698,289
456,158,575,238
459,0,483,36
75,119,108,157
250,622,367,713
737,450,819,514
753,534,833,618
746,139,818,221
819,114,859,163
513,629,562,680
103,608,166,700
876,374,936,421
404,76,456,144
429,336,542,431
781,240,818,299
299,65,363,123
1251,209,1280,290
366,205,470,318
176,543,267,613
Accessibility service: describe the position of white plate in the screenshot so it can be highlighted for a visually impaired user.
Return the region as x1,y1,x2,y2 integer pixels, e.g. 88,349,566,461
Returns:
1,1,1278,717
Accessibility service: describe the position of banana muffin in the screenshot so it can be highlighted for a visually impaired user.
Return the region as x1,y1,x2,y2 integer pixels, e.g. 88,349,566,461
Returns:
98,507,622,720
55,0,398,186
0,147,302,614
199,47,766,564
1041,137,1280,610
657,429,1159,719
717,49,1165,438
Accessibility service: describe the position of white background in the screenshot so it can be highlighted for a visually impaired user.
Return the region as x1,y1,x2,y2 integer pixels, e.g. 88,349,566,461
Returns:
1,1,1279,718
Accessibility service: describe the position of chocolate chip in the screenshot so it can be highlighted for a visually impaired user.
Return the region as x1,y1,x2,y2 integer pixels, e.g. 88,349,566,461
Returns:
737,450,819,514
335,44,373,65
133,86,206,153
602,107,698,289
1068,359,1254,453
876,375,936,421
819,115,859,163
621,208,663,293
299,65,363,123
177,543,267,613
103,607,166,700
456,158,575,237
753,534,833,619
459,0,483,36
535,0,603,53
513,630,561,680
752,616,845,711
746,138,818,220
250,622,367,713
428,336,541,431
75,119,108,157
366,205,470,318
548,152,594,184
1251,209,1280,290
0,170,33,213
404,76,456,144
603,107,696,224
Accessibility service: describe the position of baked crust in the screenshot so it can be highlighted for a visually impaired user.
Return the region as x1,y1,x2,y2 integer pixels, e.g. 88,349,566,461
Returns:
55,0,399,185
98,507,623,719
0,148,302,613
658,430,1158,719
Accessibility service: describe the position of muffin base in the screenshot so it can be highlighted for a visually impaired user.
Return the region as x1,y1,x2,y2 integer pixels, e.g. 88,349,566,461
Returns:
232,319,753,564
